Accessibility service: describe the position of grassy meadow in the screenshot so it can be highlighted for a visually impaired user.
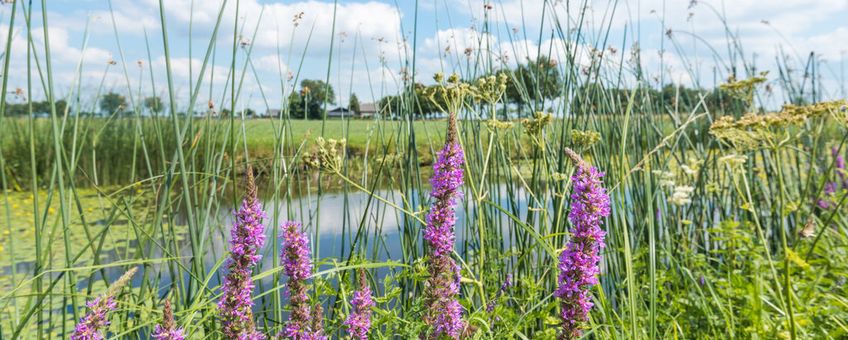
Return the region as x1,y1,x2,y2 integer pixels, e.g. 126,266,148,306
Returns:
1,0,848,339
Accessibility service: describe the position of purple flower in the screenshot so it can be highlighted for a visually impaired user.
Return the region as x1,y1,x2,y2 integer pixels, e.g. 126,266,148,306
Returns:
556,149,610,339
219,168,267,339
816,147,847,209
424,141,465,257
834,146,846,188
423,113,466,339
152,299,185,340
486,274,513,313
280,221,326,340
71,267,137,340
282,222,312,282
71,297,117,340
151,326,186,340
818,182,838,209
344,270,374,340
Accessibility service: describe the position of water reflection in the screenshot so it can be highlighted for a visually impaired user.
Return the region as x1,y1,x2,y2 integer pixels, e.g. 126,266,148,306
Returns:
2,184,540,319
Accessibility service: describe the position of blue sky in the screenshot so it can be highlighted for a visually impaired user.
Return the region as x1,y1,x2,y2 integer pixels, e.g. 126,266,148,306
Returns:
1,0,846,112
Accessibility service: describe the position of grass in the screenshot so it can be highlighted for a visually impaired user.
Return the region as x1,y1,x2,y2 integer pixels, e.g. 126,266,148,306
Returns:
1,0,847,339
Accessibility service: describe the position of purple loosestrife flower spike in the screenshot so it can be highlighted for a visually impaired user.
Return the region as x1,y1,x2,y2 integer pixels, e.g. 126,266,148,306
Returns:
71,268,138,340
344,270,374,340
280,221,326,340
152,299,186,340
423,112,466,339
219,166,267,340
556,148,610,339
71,297,117,340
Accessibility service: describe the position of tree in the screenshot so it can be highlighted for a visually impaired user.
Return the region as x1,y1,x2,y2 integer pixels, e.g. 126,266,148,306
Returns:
144,96,163,115
348,93,361,115
287,91,305,119
505,56,563,117
299,79,335,119
4,99,68,116
414,83,443,117
54,100,68,115
100,92,127,115
378,95,401,119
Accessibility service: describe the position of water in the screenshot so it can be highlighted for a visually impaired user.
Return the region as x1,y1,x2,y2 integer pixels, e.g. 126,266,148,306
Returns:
1,183,538,331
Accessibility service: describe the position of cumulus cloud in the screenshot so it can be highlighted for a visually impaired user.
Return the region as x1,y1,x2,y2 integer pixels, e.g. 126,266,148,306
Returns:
0,0,843,108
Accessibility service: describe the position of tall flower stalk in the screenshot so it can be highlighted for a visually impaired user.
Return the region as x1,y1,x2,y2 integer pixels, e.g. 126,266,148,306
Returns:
71,267,138,340
152,299,185,340
344,269,374,340
423,112,465,338
556,148,611,339
280,221,325,339
218,166,266,339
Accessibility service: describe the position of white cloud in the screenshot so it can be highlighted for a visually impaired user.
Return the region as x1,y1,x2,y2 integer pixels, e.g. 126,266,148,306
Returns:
104,0,405,57
2,0,844,109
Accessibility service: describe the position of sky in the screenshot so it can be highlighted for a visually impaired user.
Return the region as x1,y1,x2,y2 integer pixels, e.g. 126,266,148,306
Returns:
0,0,846,112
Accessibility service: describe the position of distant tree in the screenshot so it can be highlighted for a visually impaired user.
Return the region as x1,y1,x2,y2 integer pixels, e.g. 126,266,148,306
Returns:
144,96,163,115
287,91,305,119
376,84,448,118
299,79,335,119
348,93,360,115
4,100,66,115
4,102,25,115
55,100,68,115
506,56,562,117
414,83,444,117
100,92,127,115
32,100,50,115
378,95,401,118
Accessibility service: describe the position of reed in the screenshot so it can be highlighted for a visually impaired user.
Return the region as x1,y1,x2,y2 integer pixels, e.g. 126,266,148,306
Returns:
0,1,846,339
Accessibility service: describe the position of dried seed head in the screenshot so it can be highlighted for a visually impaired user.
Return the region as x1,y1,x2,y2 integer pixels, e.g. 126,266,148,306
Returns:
563,147,587,170
358,268,367,288
446,112,458,145
107,267,138,297
162,299,175,331
245,164,257,206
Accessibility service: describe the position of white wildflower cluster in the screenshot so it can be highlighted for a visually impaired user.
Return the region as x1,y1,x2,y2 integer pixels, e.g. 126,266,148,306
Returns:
654,159,702,206
669,186,695,206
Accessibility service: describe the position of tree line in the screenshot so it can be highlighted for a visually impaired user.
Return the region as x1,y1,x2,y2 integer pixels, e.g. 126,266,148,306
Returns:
379,56,747,118
3,57,746,118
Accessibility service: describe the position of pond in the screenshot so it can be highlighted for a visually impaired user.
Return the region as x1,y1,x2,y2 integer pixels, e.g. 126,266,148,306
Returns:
1,183,537,301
